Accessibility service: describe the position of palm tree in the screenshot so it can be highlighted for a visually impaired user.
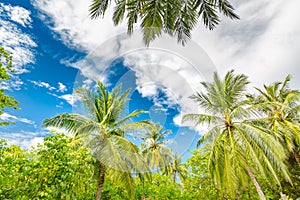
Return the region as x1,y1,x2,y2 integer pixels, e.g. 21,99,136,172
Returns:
140,123,173,172
165,153,188,183
43,81,149,200
183,70,291,200
251,75,300,166
89,0,239,45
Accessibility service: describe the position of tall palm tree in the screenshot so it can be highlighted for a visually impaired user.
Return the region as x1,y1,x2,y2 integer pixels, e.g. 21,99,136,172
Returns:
140,123,173,172
43,81,149,200
251,75,300,166
165,153,188,183
183,70,291,200
89,0,239,45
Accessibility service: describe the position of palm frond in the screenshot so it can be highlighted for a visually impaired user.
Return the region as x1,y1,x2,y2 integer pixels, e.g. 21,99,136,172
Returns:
182,113,222,126
113,0,126,25
217,0,239,19
116,110,147,126
43,113,91,135
197,0,220,30
89,0,111,19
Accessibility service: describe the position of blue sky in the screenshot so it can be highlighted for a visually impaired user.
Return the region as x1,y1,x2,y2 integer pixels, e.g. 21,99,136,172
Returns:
0,0,201,155
1,0,300,157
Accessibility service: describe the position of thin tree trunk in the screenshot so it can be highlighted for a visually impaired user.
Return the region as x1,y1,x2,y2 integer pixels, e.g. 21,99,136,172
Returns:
173,171,176,183
235,191,241,200
141,176,146,200
247,190,251,200
96,163,106,200
247,167,266,200
280,191,287,200
293,149,300,166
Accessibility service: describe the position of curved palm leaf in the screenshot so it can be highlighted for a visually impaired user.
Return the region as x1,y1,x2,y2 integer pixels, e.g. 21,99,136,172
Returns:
89,0,239,45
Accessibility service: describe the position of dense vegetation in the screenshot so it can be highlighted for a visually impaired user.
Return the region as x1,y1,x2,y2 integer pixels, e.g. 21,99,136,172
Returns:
1,69,300,199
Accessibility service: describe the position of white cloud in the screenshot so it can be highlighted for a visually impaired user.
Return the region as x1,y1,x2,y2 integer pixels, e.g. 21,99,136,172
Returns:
0,4,36,74
30,80,56,90
191,0,300,90
22,137,44,148
0,112,36,125
32,0,214,135
30,80,70,94
58,82,67,92
32,0,124,50
0,130,48,148
0,3,36,92
0,79,24,91
59,94,81,106
48,92,79,106
33,0,300,136
0,3,32,27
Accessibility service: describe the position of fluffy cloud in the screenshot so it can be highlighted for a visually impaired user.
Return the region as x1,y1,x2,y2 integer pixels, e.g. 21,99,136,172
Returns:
58,82,67,92
0,112,36,125
33,0,300,136
0,3,36,92
191,0,300,89
59,94,77,106
49,92,79,106
32,0,124,50
30,80,69,94
0,79,24,91
0,3,32,27
30,80,56,90
0,130,48,148
0,3,36,74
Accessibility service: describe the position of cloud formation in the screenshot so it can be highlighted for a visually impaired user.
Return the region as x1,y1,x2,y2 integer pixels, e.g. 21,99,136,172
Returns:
33,0,300,136
0,3,37,91
191,0,300,89
0,112,36,125
30,80,69,93
0,2,32,27
0,3,36,73
58,82,67,92
30,80,56,91
0,130,48,148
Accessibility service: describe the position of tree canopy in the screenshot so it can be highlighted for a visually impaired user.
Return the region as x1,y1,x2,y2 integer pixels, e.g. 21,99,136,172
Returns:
1,71,300,199
0,46,19,126
89,0,239,45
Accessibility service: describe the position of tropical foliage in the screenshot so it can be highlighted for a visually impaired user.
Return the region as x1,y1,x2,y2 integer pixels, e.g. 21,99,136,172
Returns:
165,153,188,183
43,82,149,200
89,0,239,45
0,134,96,200
1,72,300,199
250,75,300,166
0,46,19,126
140,123,173,172
183,70,292,199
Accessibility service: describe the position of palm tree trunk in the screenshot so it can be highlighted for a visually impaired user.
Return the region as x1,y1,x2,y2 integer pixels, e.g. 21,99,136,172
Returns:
292,149,300,166
280,192,287,200
235,191,241,200
173,171,176,183
247,190,251,200
96,163,106,200
247,167,266,200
